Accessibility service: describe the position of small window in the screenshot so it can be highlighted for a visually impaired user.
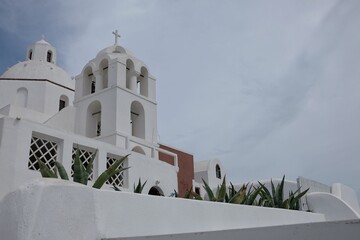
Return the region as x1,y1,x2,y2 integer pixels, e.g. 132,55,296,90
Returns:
195,187,201,195
59,100,66,111
47,51,52,62
216,164,221,179
29,50,33,60
59,95,69,111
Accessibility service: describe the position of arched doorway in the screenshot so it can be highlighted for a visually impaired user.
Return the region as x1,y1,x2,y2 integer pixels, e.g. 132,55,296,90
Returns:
148,186,164,196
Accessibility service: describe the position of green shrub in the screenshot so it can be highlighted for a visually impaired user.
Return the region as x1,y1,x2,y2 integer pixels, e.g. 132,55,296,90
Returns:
37,149,130,190
257,175,309,210
134,178,147,193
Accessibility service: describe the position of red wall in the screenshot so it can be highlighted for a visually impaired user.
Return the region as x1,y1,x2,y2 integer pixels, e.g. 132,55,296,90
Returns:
159,144,194,197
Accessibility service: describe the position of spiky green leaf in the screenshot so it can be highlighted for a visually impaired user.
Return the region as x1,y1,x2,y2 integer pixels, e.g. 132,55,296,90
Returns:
86,149,97,176
134,178,147,193
38,158,57,178
274,175,285,207
54,161,69,180
73,148,88,185
216,176,227,202
202,178,216,201
258,181,274,207
245,185,263,205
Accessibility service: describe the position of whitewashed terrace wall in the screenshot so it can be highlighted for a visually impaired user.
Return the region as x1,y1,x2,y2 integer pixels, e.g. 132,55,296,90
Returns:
107,219,360,240
0,179,326,240
0,116,178,200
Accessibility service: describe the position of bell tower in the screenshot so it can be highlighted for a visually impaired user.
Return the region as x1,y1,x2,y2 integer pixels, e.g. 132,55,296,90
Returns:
74,31,158,157
27,35,57,64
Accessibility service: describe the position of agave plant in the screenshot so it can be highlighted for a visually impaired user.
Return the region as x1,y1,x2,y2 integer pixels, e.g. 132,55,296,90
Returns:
73,148,97,185
257,175,286,208
93,154,129,189
37,149,130,190
54,161,69,180
183,187,203,200
225,182,243,204
225,182,263,205
257,175,309,209
134,178,147,193
38,158,58,179
202,176,227,202
285,187,309,210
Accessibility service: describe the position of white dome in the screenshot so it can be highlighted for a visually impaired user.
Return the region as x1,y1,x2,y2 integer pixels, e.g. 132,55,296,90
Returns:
1,60,74,89
35,38,50,45
95,44,138,59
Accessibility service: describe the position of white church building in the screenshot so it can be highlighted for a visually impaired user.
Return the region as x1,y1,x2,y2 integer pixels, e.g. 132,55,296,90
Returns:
0,34,359,240
0,33,188,198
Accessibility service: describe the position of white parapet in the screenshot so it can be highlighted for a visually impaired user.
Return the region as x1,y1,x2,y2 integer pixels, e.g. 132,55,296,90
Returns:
306,192,360,221
0,179,326,240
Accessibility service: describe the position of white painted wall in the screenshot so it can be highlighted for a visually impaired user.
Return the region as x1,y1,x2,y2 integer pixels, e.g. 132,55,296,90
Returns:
194,159,225,192
0,179,326,240
0,80,74,120
306,192,360,221
106,219,360,240
332,183,360,214
0,117,177,200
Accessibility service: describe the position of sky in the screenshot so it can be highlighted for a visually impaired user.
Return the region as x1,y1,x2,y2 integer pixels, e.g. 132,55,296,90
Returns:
1,0,360,196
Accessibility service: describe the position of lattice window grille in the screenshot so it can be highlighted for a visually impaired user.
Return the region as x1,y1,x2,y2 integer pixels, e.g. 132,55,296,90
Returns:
106,156,125,187
28,136,58,171
71,147,95,180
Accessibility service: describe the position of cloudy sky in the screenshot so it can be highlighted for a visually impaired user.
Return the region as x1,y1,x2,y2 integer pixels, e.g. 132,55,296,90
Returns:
1,0,359,195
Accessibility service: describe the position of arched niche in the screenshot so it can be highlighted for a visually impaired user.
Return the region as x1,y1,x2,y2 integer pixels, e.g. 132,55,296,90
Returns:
138,66,149,97
130,101,145,139
28,49,33,60
126,59,136,91
83,66,95,96
15,87,28,108
99,59,109,89
86,100,101,138
47,50,53,63
216,164,221,179
59,95,69,111
132,146,145,155
148,186,164,196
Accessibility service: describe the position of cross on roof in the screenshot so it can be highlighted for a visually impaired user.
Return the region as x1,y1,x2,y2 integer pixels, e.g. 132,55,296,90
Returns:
112,30,121,45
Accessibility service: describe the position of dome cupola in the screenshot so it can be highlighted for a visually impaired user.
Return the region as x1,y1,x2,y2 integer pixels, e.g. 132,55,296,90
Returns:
0,36,74,121
27,35,57,64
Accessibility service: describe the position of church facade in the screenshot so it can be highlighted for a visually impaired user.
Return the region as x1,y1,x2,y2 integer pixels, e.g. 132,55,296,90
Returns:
0,34,224,199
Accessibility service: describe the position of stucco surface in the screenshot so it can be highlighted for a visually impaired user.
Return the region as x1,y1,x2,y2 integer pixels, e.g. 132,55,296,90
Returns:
108,219,360,240
306,192,360,221
0,179,326,240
